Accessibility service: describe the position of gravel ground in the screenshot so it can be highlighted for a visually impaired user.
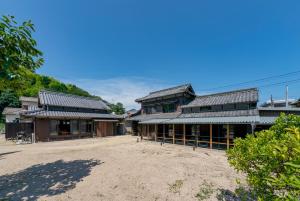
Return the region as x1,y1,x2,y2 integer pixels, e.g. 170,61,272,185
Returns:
0,135,244,201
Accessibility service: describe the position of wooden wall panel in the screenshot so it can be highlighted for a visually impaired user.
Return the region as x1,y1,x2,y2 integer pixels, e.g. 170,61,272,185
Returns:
35,119,50,141
96,122,114,137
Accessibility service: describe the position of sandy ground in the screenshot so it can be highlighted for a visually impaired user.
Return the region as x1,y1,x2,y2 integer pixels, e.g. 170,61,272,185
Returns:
0,135,244,201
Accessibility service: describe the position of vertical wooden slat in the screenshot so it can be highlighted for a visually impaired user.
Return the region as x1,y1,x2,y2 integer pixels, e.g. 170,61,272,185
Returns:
154,124,157,141
183,124,186,145
163,124,165,143
210,124,212,149
227,124,230,149
172,124,175,144
147,124,149,139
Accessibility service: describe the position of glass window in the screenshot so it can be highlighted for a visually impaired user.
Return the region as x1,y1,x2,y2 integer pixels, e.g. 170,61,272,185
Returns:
200,106,212,111
50,120,58,136
80,120,92,133
249,102,257,109
223,104,235,111
212,105,222,111
163,104,175,113
71,120,80,134
192,107,200,113
236,103,249,110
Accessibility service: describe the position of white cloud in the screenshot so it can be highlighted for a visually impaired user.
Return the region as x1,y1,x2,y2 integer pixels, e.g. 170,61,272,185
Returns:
62,77,169,110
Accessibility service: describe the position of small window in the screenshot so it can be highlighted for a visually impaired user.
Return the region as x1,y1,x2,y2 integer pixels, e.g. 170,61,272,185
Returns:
183,108,191,113
192,107,200,113
249,102,257,109
223,104,235,111
200,106,212,111
236,103,249,110
212,105,222,111
163,104,175,113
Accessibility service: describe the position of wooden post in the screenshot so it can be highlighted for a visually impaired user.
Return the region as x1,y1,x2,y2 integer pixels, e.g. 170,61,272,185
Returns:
183,124,186,145
147,124,149,139
140,125,143,141
154,124,157,142
209,124,212,149
172,124,175,144
163,124,165,143
227,124,230,149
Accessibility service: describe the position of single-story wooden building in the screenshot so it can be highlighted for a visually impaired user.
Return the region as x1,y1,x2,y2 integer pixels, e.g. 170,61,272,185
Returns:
22,91,123,141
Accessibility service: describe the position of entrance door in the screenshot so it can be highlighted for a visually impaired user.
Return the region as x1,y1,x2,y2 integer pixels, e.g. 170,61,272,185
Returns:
96,122,114,137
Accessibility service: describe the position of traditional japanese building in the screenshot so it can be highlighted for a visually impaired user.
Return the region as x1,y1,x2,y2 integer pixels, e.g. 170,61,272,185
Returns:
128,84,300,149
22,90,123,141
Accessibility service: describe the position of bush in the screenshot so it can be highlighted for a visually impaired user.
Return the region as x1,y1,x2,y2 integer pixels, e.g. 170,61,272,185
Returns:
227,114,300,200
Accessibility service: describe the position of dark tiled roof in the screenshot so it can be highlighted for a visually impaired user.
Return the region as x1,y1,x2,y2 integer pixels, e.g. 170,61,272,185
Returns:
179,109,258,118
128,112,181,121
258,107,300,111
23,110,123,119
39,91,109,110
135,84,195,102
2,107,25,115
182,88,258,108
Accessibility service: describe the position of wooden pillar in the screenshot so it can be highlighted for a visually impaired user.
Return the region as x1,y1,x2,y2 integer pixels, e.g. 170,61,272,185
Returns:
183,124,186,145
209,124,212,149
172,124,175,144
141,125,143,141
163,124,165,143
227,124,230,149
155,124,157,142
147,124,149,139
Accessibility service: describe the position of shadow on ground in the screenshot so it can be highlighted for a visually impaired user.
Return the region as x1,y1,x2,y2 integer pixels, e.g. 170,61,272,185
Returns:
0,151,21,160
216,188,257,201
0,159,102,201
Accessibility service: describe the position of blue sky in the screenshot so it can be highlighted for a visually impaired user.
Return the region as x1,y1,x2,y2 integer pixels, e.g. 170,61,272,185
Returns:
2,0,300,109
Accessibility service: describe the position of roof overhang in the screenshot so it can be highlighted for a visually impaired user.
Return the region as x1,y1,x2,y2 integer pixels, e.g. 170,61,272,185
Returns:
94,119,119,122
139,116,260,124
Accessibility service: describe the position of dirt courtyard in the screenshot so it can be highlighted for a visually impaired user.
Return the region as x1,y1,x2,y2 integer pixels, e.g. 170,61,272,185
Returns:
0,135,244,201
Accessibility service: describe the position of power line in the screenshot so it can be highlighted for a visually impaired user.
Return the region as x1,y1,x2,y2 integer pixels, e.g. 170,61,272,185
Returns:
258,78,300,89
200,70,300,91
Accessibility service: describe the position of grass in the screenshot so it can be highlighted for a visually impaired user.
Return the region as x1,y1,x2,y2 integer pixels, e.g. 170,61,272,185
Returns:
168,179,184,194
195,180,214,201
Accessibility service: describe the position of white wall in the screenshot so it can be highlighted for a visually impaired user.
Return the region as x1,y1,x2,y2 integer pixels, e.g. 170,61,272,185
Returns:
5,114,20,123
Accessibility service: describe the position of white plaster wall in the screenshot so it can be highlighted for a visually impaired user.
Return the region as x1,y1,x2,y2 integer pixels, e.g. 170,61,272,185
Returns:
5,114,20,123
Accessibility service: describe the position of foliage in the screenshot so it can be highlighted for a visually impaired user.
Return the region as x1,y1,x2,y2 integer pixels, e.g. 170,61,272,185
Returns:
109,102,125,115
0,89,21,121
0,15,44,80
168,179,183,194
0,15,124,114
227,114,300,200
0,122,4,133
195,180,214,201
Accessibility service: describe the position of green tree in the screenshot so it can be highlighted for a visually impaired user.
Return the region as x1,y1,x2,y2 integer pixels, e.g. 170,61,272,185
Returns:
227,114,300,200
0,15,44,83
110,102,125,115
0,89,21,121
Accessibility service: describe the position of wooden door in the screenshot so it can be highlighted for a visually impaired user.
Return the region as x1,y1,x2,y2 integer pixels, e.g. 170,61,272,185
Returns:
96,122,114,137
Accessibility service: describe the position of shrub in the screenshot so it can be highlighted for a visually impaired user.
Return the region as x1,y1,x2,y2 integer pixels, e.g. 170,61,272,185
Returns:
227,114,300,200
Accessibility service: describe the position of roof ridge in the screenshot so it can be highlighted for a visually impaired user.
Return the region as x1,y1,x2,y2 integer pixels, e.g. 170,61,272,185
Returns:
196,87,258,98
149,83,191,94
39,90,101,102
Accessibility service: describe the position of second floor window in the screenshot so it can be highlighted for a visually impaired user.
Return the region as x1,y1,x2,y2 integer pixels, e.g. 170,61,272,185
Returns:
162,103,175,113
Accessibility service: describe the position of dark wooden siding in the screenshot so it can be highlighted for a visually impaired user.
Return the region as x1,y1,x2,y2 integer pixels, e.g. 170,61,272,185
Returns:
96,122,114,137
5,122,33,139
35,119,50,141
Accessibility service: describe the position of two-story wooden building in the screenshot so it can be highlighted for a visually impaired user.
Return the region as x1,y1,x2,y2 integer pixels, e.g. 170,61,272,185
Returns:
23,90,123,141
128,84,300,149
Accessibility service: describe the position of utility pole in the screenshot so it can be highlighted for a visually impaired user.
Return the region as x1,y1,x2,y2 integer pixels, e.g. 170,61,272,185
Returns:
285,85,289,108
